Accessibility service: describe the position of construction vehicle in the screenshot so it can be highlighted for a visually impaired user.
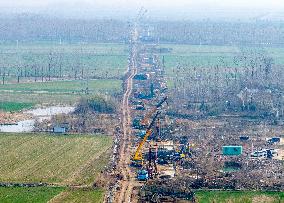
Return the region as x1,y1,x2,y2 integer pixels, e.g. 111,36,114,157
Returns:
134,83,155,99
137,169,149,181
140,96,167,126
176,143,194,158
132,112,160,167
135,104,145,110
132,117,144,129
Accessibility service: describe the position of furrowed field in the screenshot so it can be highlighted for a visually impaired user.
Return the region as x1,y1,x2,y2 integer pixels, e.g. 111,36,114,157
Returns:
0,133,112,185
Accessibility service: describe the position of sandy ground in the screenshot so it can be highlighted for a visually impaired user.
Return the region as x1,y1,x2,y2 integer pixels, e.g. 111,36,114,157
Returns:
0,111,32,124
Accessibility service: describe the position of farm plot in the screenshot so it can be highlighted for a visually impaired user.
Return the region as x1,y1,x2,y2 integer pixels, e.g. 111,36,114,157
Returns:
0,133,112,185
0,102,34,112
0,42,128,79
0,42,126,105
159,44,284,87
195,190,284,203
49,188,105,203
0,187,105,203
0,79,122,94
0,79,122,105
0,187,64,203
159,44,240,77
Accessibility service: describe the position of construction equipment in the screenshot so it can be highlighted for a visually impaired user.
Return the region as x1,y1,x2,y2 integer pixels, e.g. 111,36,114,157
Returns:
140,96,167,126
147,143,158,178
134,83,155,99
132,112,160,167
137,169,149,181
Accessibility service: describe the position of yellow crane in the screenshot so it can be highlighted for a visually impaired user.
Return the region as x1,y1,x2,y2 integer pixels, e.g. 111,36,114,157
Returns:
132,112,160,167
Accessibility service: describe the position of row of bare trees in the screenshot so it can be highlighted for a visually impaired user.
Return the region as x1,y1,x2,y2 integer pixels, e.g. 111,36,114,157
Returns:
170,47,284,117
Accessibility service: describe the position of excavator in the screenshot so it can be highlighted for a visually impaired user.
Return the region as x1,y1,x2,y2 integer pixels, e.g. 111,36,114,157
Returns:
132,111,160,167
140,96,167,127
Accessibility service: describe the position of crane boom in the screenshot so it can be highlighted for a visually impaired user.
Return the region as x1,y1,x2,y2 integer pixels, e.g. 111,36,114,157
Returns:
140,97,167,126
133,112,160,163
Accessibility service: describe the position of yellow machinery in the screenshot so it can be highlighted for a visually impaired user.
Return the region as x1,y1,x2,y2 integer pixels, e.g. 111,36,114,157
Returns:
132,112,160,167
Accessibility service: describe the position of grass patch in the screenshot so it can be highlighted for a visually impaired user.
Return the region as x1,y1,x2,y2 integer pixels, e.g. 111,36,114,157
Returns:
0,92,80,105
0,133,112,185
0,42,126,105
52,188,105,203
0,102,33,112
0,43,128,78
195,190,284,203
0,187,64,203
0,79,122,94
0,79,122,105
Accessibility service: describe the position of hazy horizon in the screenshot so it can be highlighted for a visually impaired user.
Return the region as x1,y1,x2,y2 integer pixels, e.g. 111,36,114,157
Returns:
0,0,284,20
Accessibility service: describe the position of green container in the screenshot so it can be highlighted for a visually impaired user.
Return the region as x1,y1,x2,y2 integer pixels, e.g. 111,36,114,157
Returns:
222,146,242,156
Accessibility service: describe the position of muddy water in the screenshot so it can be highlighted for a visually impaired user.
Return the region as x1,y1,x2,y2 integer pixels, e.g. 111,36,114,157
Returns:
0,106,74,133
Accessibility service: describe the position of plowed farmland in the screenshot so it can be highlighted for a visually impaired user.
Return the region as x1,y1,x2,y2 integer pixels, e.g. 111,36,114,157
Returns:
0,133,112,185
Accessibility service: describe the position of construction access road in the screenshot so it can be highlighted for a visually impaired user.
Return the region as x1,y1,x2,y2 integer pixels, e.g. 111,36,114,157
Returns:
115,26,140,203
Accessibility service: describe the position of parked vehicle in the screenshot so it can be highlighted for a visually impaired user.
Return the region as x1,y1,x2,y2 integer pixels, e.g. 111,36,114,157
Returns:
137,169,149,181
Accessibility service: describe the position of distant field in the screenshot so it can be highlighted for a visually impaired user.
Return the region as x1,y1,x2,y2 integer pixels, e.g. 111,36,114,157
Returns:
0,187,105,203
0,92,80,105
0,79,122,94
0,42,128,79
0,133,112,185
159,44,284,87
0,102,34,112
50,188,105,203
0,187,64,203
195,190,284,203
160,44,240,70
0,79,122,105
0,42,127,105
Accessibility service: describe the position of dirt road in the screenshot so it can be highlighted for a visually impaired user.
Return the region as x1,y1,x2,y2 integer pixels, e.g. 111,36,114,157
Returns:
115,34,139,202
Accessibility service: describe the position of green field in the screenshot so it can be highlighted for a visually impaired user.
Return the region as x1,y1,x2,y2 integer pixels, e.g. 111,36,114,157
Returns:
159,44,284,88
0,133,112,185
195,190,284,203
0,43,128,79
0,79,122,105
0,79,122,94
159,44,284,70
51,188,105,203
0,92,81,105
0,187,64,203
0,102,34,112
0,42,126,105
0,187,104,203
160,44,240,73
